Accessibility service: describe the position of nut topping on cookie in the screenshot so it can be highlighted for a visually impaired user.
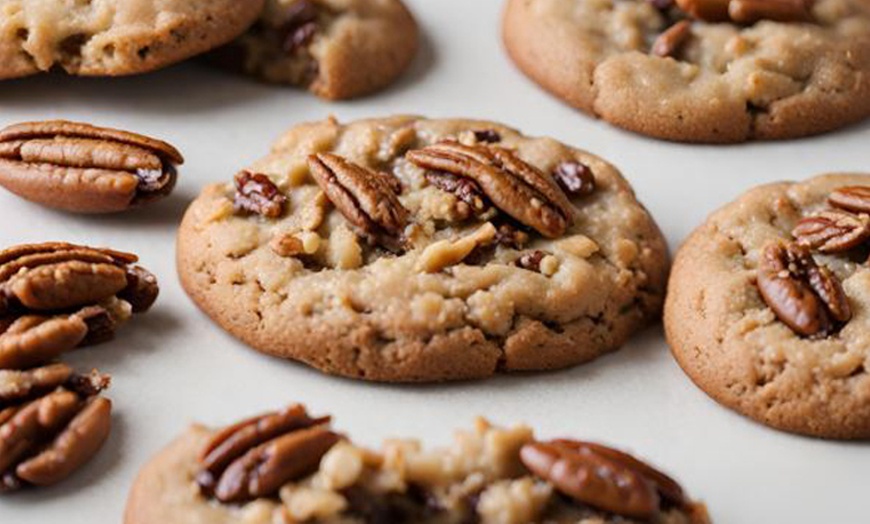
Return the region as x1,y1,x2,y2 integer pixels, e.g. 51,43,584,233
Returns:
520,439,686,519
0,367,111,491
197,404,340,503
829,186,870,214
233,171,288,218
675,0,813,23
793,210,870,253
0,242,158,369
407,142,575,238
553,161,597,197
756,242,850,337
0,121,182,213
308,153,410,252
651,20,694,58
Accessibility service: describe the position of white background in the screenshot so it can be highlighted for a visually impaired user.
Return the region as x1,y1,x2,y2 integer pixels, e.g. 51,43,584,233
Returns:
1,1,868,522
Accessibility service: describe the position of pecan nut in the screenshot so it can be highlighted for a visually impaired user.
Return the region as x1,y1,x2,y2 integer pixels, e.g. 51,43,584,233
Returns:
675,0,813,23
651,20,694,58
407,142,575,238
757,242,851,337
829,185,870,214
520,439,685,519
792,210,870,253
552,161,596,198
0,366,111,491
0,120,182,213
197,404,340,503
234,171,288,218
0,242,158,368
308,153,410,252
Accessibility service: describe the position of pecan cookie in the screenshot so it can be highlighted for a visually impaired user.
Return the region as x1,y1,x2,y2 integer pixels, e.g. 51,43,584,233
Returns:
503,0,870,142
176,116,668,382
665,174,870,439
0,0,265,79
210,0,418,100
125,404,710,524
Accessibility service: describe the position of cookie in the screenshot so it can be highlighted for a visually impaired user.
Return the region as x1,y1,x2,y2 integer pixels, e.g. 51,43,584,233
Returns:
176,116,669,382
210,0,419,100
125,403,711,524
665,174,870,439
0,0,265,79
502,0,870,143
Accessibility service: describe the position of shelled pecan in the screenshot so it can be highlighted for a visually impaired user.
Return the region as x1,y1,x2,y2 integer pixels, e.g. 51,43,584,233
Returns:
756,242,850,337
0,242,158,368
308,153,410,252
0,120,182,213
407,142,575,238
197,404,341,503
793,210,870,253
520,439,686,519
233,171,288,218
0,365,111,491
674,0,814,24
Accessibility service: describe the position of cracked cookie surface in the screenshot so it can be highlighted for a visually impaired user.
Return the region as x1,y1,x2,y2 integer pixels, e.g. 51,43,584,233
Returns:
211,0,418,100
502,0,870,143
176,116,668,382
665,174,870,439
125,407,710,524
0,0,265,78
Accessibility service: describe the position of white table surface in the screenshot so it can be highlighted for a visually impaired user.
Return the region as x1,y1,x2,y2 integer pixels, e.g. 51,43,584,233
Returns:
1,1,868,522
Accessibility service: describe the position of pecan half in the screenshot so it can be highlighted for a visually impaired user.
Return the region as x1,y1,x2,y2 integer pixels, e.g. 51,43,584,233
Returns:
0,368,111,491
829,186,870,214
793,210,870,253
0,120,182,213
308,154,410,252
675,0,813,23
197,404,340,503
0,242,158,366
651,20,693,58
757,242,850,338
521,439,685,519
233,171,288,218
407,142,575,238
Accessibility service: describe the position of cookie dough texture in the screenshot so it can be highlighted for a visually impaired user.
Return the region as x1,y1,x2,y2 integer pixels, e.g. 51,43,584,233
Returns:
666,174,870,439
177,116,668,382
0,0,265,78
503,0,870,143
125,418,709,524
223,0,419,99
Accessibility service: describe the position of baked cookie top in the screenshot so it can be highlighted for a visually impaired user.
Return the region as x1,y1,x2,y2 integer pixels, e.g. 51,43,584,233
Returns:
665,174,870,439
177,116,668,382
503,0,870,142
213,0,419,99
0,0,265,78
124,404,711,524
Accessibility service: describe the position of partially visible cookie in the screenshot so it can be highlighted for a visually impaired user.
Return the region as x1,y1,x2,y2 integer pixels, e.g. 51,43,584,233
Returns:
503,0,870,143
125,404,711,524
666,174,870,439
0,0,265,78
210,0,419,100
177,116,668,382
